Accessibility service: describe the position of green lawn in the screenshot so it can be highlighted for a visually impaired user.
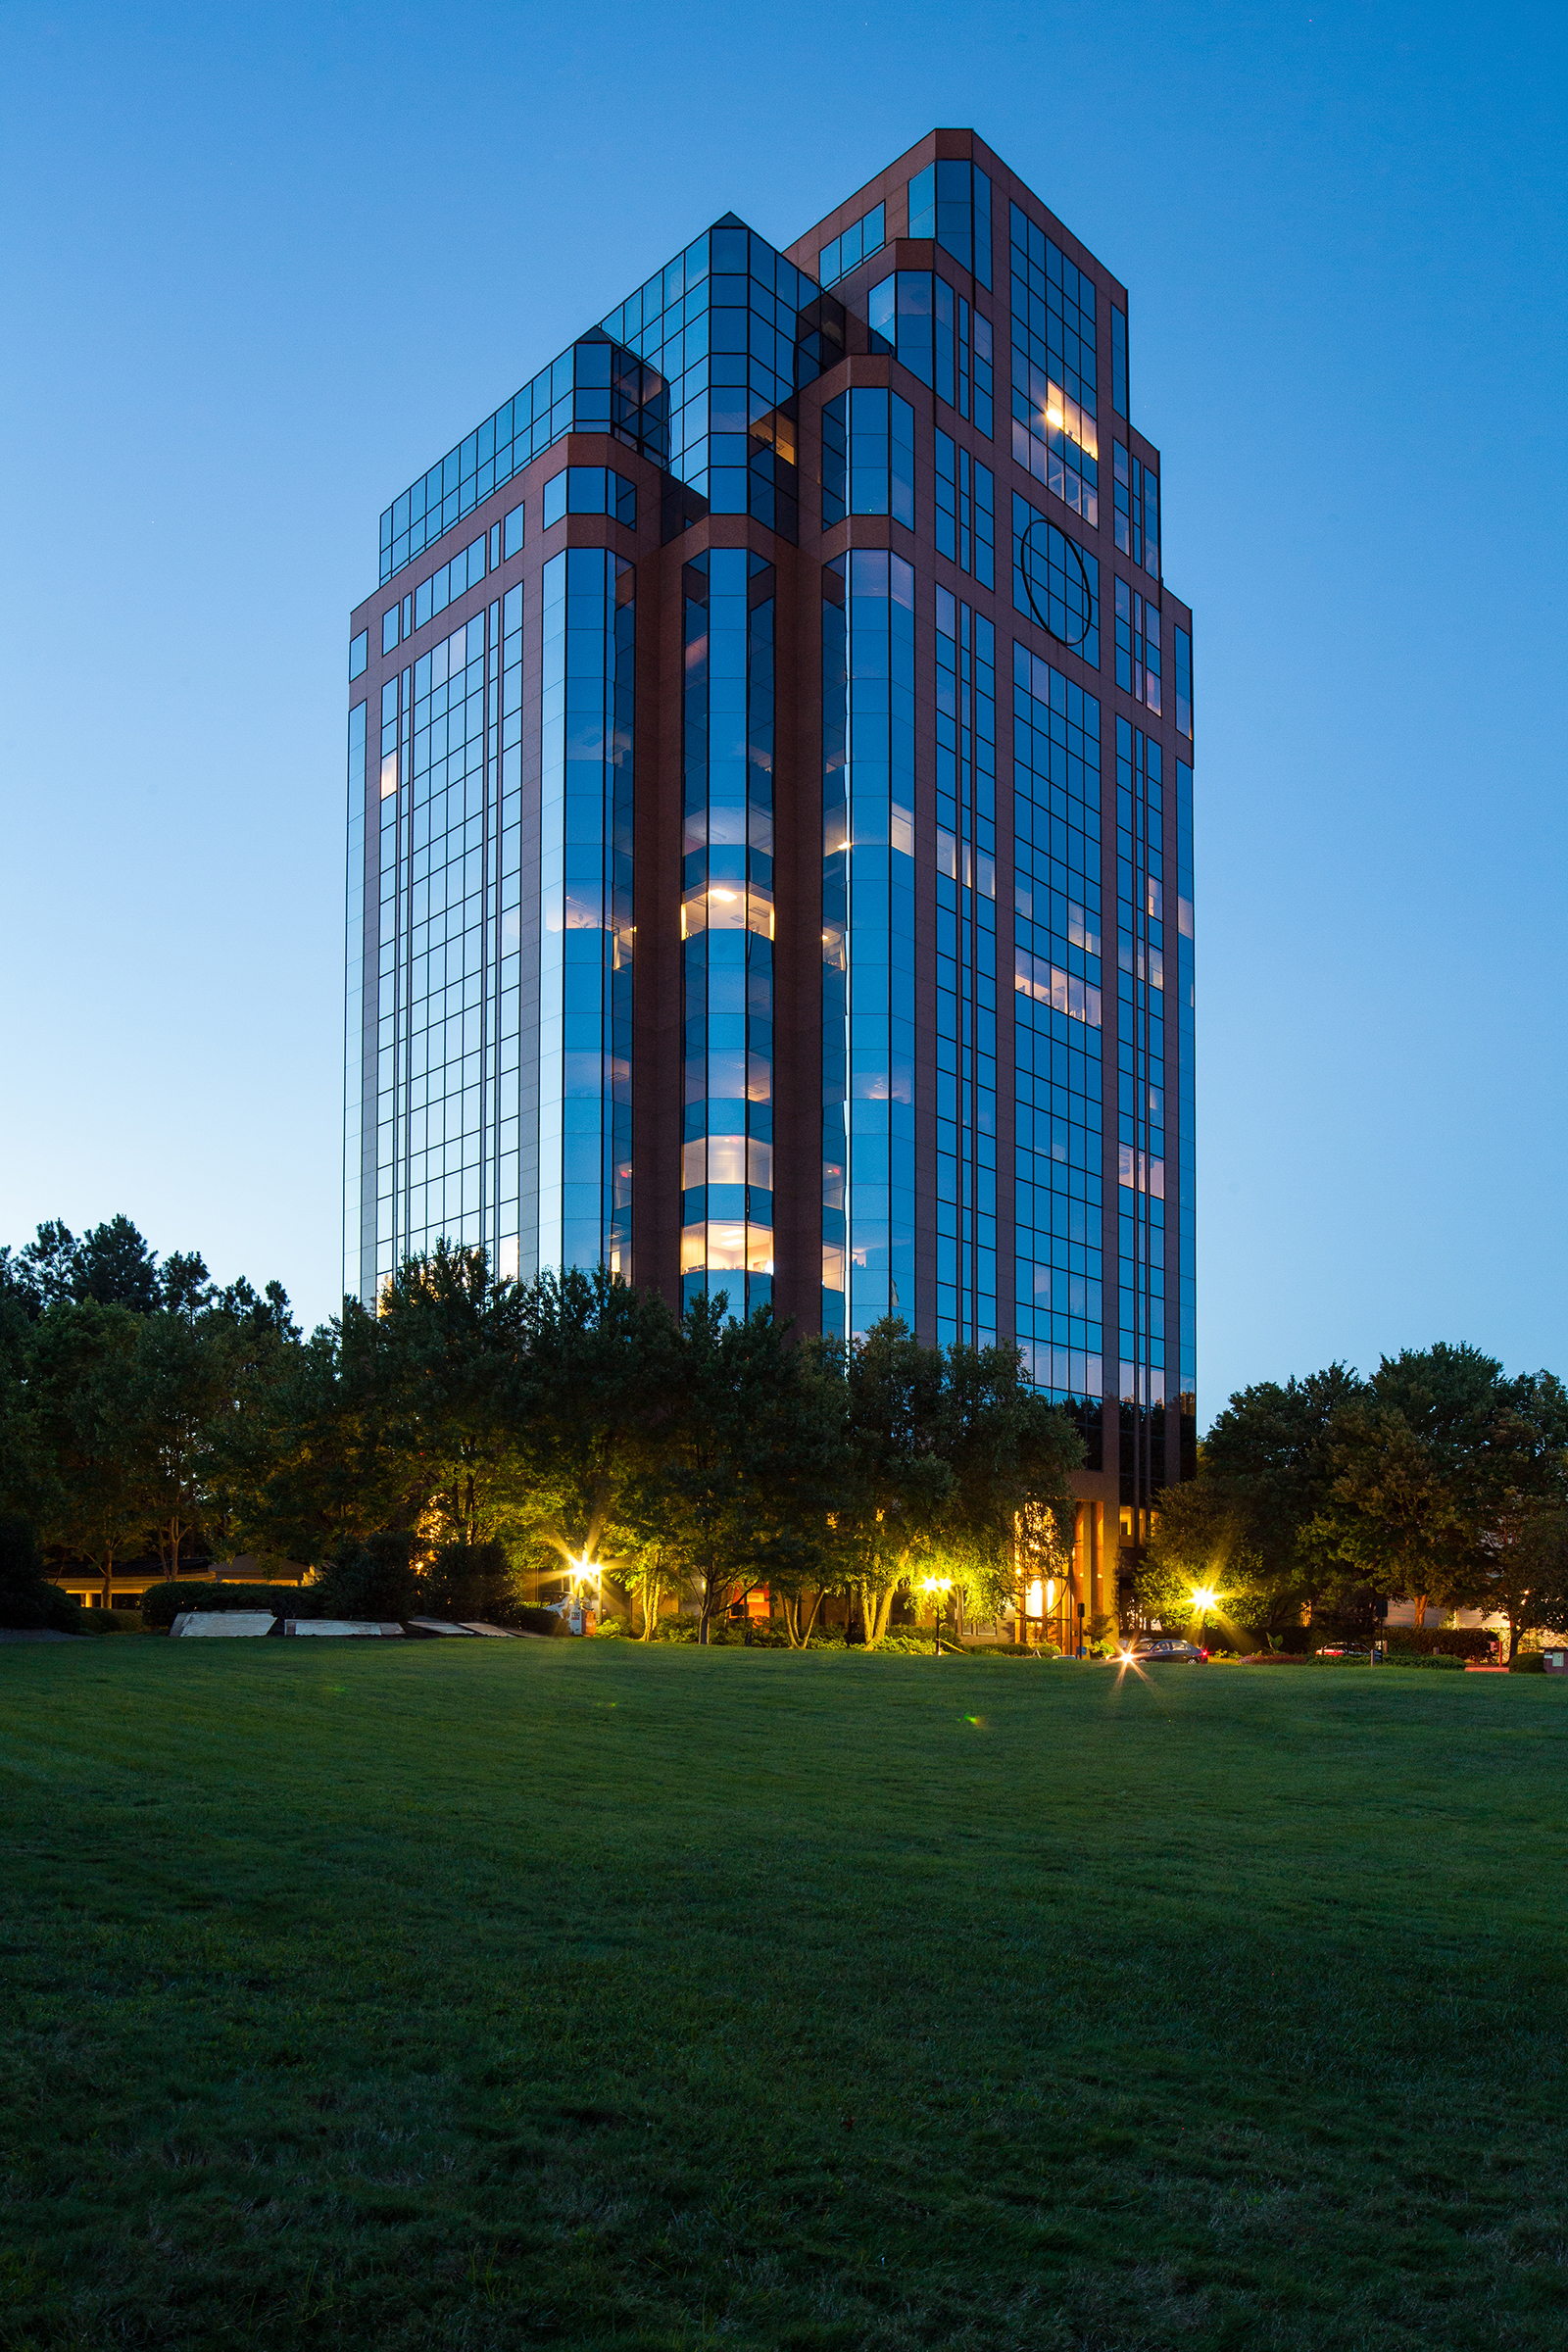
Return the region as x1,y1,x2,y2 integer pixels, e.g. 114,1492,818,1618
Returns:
2,1643,1566,2350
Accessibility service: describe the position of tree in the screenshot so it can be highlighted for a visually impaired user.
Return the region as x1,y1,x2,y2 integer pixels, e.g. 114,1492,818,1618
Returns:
130,1306,244,1571
505,1263,681,1599
313,1532,423,1621
1140,1366,1363,1639
1313,1345,1510,1624
929,1342,1083,1634
26,1301,153,1606
623,1295,836,1643
816,1320,954,1644
422,1538,522,1625
0,1514,81,1633
1484,1510,1568,1662
1139,1477,1262,1638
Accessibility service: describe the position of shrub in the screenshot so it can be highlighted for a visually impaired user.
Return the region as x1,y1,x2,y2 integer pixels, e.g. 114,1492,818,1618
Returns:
1509,1651,1546,1674
423,1540,525,1626
1383,1648,1466,1670
514,1604,569,1638
311,1534,421,1622
0,1517,84,1635
1386,1626,1494,1660
140,1582,299,1629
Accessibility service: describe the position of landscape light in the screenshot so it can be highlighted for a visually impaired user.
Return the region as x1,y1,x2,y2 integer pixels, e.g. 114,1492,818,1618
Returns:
1191,1586,1217,1614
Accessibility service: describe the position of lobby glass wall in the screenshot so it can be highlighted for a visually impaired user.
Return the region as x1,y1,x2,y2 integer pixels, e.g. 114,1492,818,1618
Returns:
822,551,916,1341
680,548,776,1315
538,549,635,1280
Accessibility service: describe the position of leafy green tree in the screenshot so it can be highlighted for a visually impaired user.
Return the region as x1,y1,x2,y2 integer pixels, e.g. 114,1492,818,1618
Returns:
1313,1345,1511,1623
1484,1509,1568,1662
26,1301,152,1607
313,1533,423,1621
422,1538,522,1625
929,1342,1083,1633
813,1319,953,1644
236,1319,435,1562
0,1514,81,1634
1141,1366,1363,1638
505,1263,682,1598
8,1215,163,1316
624,1295,836,1643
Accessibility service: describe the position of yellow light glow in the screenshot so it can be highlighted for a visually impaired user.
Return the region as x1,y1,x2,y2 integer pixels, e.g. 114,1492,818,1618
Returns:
1191,1586,1218,1614
1046,407,1063,426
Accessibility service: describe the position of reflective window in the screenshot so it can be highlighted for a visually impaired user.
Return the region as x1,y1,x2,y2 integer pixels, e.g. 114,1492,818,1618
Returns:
1011,644,1103,1408
1013,492,1099,667
818,201,886,288
380,225,852,583
822,388,914,529
542,466,637,529
380,335,666,584
1176,757,1196,1448
680,550,776,1318
1112,441,1159,576
907,160,992,290
1112,308,1128,419
538,550,635,1279
867,271,992,432
349,630,368,681
504,503,524,560
1175,626,1193,740
1115,717,1167,1468
414,535,487,633
934,430,995,586
935,588,997,1348
821,552,916,1340
1009,203,1098,525
1114,576,1161,712
343,702,368,1301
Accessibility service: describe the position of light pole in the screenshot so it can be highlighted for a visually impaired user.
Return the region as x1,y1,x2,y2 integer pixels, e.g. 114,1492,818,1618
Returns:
1191,1585,1217,1657
922,1575,953,1657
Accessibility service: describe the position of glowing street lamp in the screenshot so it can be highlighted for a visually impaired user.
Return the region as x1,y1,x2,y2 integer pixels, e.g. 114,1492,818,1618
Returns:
566,1554,602,1630
921,1574,954,1658
1191,1584,1217,1654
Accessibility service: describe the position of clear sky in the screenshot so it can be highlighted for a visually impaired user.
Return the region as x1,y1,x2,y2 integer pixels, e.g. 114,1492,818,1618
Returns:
1,0,1562,1418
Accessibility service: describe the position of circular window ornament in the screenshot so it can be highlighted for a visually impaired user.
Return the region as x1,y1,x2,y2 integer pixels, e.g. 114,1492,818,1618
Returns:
1019,517,1095,652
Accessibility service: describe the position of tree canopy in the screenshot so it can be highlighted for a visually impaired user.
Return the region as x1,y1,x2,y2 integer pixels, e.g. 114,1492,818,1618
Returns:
0,1217,1088,1644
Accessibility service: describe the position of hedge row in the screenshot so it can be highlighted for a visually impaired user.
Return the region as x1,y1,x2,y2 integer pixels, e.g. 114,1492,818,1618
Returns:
1385,1626,1495,1659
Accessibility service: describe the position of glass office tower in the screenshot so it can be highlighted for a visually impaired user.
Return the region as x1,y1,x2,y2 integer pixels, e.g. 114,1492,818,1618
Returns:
345,130,1196,1622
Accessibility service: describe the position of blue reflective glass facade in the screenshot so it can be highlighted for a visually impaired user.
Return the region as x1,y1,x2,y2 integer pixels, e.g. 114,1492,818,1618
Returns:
821,551,916,1340
539,551,634,1279
680,549,776,1315
347,126,1197,1627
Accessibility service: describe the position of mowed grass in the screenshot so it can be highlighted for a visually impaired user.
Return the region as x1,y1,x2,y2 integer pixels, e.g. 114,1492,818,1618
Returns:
2,1647,1567,2352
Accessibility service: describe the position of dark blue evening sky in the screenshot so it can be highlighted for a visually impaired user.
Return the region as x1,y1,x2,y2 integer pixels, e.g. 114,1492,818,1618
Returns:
1,0,1562,1417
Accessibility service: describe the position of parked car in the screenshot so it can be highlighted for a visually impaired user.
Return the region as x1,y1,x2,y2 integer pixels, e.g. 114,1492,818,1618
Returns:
1314,1643,1372,1659
1123,1636,1205,1665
